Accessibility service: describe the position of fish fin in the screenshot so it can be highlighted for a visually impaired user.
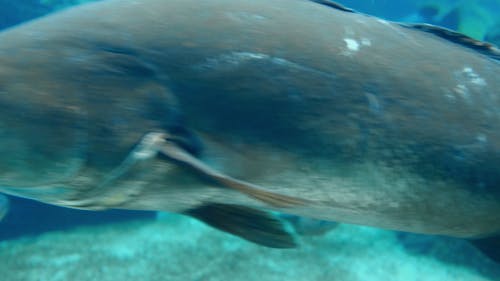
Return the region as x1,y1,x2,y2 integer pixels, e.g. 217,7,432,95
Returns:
310,0,499,60
400,23,500,61
469,235,500,263
309,0,356,13
185,203,297,248
158,136,308,208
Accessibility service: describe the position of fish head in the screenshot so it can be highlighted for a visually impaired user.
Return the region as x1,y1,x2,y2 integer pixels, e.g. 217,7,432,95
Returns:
0,41,89,196
0,14,194,201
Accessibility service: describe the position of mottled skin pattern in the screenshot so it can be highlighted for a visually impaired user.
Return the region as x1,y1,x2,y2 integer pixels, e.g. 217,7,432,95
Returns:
0,0,499,238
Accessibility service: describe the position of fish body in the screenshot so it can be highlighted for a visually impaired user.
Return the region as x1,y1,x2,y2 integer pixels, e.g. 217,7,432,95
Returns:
0,0,499,243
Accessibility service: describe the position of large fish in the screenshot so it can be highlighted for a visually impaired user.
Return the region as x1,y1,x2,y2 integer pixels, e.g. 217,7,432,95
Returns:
0,0,499,249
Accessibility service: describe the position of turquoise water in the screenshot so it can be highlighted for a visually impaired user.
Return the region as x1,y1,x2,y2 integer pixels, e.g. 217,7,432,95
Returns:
0,1,499,280
1,214,499,281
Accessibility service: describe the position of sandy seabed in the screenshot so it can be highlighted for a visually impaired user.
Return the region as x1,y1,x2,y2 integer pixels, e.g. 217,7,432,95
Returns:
0,213,498,281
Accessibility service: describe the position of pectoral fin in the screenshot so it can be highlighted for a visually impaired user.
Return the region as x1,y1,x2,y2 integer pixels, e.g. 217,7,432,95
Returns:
158,134,308,208
185,203,296,248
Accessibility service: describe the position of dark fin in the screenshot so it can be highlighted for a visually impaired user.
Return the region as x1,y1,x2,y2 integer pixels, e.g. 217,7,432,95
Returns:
158,139,308,208
309,0,356,13
185,203,297,248
469,235,500,263
310,0,499,61
400,23,500,61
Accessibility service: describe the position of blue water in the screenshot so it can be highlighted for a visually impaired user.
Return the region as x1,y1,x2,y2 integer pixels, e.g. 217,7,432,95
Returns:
0,195,154,241
0,1,498,280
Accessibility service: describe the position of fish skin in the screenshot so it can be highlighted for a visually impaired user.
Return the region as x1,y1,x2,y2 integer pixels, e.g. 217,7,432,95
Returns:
0,0,498,239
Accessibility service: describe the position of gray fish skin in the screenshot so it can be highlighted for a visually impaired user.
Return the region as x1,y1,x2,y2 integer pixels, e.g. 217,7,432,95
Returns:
0,0,499,238
0,194,9,221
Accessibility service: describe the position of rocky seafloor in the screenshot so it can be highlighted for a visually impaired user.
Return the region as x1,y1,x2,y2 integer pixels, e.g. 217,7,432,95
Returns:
1,213,499,281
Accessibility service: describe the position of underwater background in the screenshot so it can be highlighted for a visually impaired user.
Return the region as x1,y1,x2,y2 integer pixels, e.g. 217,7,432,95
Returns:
0,0,499,280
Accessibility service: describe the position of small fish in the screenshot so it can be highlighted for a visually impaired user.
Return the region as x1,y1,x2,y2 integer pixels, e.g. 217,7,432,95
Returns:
0,0,499,252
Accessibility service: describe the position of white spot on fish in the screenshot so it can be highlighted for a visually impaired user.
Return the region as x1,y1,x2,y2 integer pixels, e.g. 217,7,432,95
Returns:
444,92,456,101
361,38,372,46
461,67,486,86
344,38,360,51
377,19,390,25
452,67,487,103
476,134,487,144
342,37,372,56
197,52,269,69
195,52,335,78
238,52,267,60
364,92,382,114
454,84,470,101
